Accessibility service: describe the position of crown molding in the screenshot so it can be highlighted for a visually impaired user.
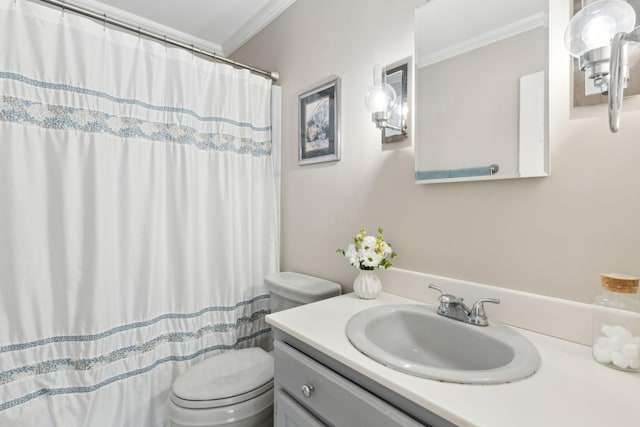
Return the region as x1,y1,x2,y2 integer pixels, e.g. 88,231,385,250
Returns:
222,0,297,56
418,12,547,69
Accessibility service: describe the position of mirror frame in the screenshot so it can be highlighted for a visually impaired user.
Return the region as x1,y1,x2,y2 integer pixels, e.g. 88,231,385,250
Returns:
413,0,550,184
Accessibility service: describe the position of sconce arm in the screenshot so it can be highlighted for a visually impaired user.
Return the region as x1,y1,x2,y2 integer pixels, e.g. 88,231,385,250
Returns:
371,113,407,134
608,29,640,133
609,32,626,133
383,123,407,134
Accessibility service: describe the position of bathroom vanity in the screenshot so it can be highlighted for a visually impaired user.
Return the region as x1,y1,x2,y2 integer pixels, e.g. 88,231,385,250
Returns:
273,340,432,426
267,291,640,426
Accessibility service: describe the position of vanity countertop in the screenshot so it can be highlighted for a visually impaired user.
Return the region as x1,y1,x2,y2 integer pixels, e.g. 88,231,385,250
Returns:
266,292,640,427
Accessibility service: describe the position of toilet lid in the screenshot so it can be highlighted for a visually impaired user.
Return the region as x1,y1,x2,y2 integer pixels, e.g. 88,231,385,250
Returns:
172,347,274,407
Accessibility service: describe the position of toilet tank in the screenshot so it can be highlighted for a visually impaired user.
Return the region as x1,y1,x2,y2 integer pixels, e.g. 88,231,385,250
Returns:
265,272,342,313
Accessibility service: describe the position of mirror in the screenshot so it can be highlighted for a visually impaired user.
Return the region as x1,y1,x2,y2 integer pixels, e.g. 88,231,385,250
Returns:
383,61,409,144
414,0,549,184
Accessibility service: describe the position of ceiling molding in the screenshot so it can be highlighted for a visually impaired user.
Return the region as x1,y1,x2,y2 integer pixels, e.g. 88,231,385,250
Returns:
222,0,297,56
418,12,547,69
63,0,224,54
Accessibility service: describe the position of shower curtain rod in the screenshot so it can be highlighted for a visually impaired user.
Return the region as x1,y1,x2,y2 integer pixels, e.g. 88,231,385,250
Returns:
34,0,279,81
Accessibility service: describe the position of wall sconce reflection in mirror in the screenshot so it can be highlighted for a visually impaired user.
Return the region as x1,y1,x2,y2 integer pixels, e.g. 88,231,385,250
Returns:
565,0,640,132
364,62,409,143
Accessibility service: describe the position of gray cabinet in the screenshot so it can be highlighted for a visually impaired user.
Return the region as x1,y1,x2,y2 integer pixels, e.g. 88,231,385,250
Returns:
275,391,325,427
273,340,425,427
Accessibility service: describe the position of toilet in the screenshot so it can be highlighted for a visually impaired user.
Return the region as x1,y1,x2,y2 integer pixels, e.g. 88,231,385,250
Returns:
167,272,342,427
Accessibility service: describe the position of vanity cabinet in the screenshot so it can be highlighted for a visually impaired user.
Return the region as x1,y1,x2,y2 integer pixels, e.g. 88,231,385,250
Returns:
275,391,325,427
273,340,427,427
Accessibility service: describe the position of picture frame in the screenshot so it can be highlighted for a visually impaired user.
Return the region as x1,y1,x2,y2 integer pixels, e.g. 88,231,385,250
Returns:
298,77,340,165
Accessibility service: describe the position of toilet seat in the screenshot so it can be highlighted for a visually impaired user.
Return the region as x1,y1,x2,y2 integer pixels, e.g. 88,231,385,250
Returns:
170,347,274,410
170,379,274,409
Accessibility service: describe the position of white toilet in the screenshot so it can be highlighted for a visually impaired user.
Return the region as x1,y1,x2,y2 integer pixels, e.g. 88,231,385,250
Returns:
167,272,342,427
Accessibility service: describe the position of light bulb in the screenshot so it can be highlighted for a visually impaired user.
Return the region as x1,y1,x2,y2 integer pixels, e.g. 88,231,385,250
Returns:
583,15,619,48
564,0,636,58
364,65,397,114
364,84,396,114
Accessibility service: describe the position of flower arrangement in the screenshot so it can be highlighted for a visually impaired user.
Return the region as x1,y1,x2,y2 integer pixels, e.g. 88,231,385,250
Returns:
337,228,396,270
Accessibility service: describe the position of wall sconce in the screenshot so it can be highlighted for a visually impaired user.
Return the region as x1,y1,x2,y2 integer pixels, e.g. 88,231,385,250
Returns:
564,0,638,132
364,64,408,138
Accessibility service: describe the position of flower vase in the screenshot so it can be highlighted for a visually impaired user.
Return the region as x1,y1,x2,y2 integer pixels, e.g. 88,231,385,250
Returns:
353,269,381,299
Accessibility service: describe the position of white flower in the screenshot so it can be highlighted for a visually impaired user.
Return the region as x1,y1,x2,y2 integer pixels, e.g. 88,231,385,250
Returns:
345,243,359,266
380,242,393,257
338,228,396,270
361,235,377,251
361,250,379,268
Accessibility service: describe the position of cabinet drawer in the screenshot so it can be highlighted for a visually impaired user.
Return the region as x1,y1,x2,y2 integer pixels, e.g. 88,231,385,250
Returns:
276,389,325,427
274,341,424,427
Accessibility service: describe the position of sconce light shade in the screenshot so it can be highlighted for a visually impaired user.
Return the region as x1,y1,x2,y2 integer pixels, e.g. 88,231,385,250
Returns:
364,65,397,116
364,62,409,140
564,0,635,58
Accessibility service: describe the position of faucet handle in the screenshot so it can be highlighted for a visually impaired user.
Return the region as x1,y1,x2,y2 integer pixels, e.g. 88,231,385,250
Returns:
428,284,448,313
428,284,446,295
428,284,463,302
469,298,500,326
428,284,465,315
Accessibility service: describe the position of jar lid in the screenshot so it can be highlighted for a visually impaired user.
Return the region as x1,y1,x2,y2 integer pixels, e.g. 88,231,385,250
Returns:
601,273,639,293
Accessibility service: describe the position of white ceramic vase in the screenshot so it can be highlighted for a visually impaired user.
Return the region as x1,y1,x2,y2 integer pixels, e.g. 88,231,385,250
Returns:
353,269,381,299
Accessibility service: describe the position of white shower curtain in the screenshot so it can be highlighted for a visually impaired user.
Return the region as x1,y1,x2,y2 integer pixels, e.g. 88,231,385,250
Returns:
0,1,279,426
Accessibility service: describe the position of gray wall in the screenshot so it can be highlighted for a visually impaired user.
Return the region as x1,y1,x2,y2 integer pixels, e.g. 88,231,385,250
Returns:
233,0,640,303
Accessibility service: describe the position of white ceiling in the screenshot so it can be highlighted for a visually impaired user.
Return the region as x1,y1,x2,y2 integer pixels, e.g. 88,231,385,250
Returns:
71,0,296,56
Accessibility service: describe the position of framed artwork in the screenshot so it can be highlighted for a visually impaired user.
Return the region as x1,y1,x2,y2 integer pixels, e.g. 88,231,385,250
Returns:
298,77,340,165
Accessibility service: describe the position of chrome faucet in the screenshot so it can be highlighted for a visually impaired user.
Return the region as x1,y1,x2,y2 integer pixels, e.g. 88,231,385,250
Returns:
428,284,500,326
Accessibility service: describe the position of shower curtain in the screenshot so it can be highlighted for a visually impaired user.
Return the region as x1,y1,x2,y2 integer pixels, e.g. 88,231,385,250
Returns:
0,1,279,426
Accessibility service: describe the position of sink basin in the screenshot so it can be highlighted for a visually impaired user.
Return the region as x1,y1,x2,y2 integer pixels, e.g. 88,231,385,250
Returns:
346,304,540,384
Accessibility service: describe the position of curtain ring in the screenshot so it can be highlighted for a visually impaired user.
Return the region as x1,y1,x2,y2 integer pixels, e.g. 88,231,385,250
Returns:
103,13,107,31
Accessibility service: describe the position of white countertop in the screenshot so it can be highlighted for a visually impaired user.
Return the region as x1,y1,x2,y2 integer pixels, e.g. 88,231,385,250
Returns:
266,292,640,427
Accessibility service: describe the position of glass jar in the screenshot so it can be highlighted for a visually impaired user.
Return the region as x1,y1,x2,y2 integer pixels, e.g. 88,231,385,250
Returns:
592,273,640,372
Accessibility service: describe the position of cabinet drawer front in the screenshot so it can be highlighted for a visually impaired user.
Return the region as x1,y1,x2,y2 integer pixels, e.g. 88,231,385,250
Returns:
276,389,326,427
274,341,424,427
